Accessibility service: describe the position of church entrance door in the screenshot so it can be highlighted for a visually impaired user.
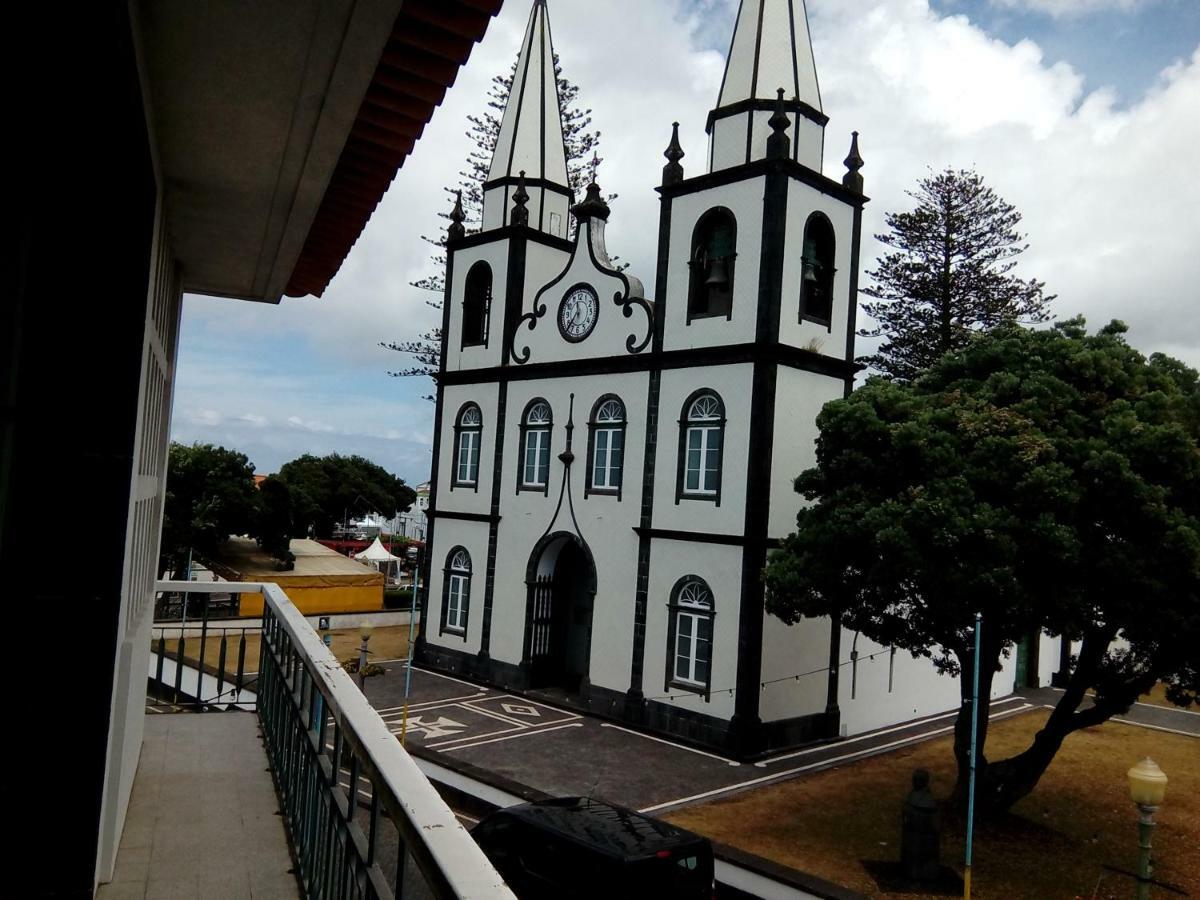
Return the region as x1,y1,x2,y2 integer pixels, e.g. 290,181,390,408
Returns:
525,535,595,692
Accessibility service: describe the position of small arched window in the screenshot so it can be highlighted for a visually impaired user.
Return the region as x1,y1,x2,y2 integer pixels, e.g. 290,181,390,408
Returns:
517,400,553,493
799,214,836,326
440,547,472,636
687,209,737,322
452,403,483,490
586,396,626,498
665,576,715,698
676,391,725,504
462,262,492,347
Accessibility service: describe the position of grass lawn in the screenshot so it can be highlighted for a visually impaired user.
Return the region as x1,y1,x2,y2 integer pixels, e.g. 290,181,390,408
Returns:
155,624,412,680
665,711,1198,899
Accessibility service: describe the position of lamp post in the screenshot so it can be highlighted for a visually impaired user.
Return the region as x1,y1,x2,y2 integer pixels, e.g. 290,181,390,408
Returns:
1128,758,1168,900
400,544,421,746
356,621,374,691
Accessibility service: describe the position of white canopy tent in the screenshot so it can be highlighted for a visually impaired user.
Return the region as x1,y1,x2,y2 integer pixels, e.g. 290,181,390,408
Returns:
354,537,404,583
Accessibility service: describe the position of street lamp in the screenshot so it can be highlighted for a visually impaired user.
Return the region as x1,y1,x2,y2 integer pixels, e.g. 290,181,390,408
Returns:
1128,757,1168,900
357,622,374,690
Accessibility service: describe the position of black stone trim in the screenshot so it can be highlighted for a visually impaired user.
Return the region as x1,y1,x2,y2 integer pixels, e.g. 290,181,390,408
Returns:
633,527,781,549
449,402,482,492
479,381,508,659
583,393,625,501
431,509,499,524
483,174,573,200
825,616,842,718
628,369,661,702
443,342,860,385
515,397,553,496
664,575,716,701
501,231,529,369
707,97,830,134
658,157,866,209
844,201,864,397
447,225,573,255
674,388,726,507
438,545,472,639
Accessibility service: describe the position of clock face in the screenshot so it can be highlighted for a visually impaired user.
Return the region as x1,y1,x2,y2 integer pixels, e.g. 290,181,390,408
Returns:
558,284,599,342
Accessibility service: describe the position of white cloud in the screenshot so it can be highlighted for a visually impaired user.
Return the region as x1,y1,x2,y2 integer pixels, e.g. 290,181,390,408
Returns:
174,0,1200,481
988,0,1159,18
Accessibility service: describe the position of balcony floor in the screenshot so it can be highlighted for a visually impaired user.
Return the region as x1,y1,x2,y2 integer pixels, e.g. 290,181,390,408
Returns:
97,711,301,900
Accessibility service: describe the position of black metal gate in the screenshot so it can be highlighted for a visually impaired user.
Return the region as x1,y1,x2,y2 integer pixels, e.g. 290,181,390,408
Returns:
528,574,554,683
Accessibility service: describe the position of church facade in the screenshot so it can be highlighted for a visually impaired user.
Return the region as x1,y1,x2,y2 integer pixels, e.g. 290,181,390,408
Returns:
415,0,1037,757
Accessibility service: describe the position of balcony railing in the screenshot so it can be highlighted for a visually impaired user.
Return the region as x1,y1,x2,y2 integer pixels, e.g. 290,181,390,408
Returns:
155,580,515,900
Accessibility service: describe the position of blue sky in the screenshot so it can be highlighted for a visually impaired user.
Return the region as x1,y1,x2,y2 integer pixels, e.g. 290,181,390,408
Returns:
171,0,1200,488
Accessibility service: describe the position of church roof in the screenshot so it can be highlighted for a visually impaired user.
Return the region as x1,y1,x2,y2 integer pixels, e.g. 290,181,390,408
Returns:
486,0,569,189
716,0,822,114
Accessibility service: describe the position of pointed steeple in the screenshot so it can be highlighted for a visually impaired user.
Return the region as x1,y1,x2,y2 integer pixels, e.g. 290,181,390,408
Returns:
481,0,572,238
706,0,829,173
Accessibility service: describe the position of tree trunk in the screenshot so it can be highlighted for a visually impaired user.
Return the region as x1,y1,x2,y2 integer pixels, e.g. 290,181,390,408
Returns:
950,639,997,806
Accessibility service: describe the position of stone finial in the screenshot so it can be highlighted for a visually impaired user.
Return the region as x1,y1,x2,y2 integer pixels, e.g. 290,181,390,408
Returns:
842,131,865,194
662,122,685,186
571,180,611,222
447,190,466,241
510,171,530,227
766,88,791,160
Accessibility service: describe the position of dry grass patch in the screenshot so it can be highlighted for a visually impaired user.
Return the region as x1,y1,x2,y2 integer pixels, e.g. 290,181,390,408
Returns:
155,625,412,680
665,711,1198,899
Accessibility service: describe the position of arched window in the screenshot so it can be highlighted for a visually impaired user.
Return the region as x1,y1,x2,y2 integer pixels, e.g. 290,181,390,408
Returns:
665,576,715,698
440,548,472,636
676,391,725,504
517,400,553,493
799,214,836,326
452,403,483,490
687,209,737,322
586,396,626,498
462,262,492,347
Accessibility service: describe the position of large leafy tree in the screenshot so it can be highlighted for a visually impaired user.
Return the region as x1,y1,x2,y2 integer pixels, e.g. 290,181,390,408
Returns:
160,443,260,578
381,54,606,398
859,168,1054,381
278,453,416,539
765,320,1200,815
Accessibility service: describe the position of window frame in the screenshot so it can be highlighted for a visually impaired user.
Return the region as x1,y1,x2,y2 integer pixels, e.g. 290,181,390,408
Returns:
664,575,716,700
686,208,738,324
461,261,493,349
516,398,553,495
451,403,483,492
798,212,836,330
585,394,626,500
675,389,726,506
439,547,472,638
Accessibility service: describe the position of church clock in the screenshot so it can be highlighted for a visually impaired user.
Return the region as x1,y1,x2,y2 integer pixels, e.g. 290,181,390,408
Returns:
558,283,599,342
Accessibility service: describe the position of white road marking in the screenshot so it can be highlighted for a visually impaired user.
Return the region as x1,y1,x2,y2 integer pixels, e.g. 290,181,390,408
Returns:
599,723,740,766
416,667,488,690
640,703,1033,815
441,722,584,752
755,695,1028,767
1048,687,1200,719
424,723,527,748
460,703,537,728
376,692,489,716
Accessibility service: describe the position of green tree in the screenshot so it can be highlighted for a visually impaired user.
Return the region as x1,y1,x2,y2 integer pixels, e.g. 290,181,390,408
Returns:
160,443,259,578
764,320,1200,815
277,453,415,539
381,54,608,399
859,168,1054,381
255,476,294,569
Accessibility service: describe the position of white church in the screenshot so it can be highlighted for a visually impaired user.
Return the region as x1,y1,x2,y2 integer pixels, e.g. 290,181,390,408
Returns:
416,0,1056,757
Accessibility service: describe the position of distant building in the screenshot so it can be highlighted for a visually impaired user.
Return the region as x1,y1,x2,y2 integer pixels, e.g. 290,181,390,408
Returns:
359,480,430,542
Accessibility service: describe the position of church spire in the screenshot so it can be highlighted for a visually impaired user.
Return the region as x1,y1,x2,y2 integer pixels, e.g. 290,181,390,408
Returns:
481,0,572,238
706,0,829,173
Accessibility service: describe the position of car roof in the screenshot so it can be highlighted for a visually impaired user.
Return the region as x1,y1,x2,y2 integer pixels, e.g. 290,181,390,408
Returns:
491,797,708,860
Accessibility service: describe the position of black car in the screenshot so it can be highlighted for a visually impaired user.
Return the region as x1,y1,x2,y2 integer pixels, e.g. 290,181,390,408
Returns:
471,797,716,899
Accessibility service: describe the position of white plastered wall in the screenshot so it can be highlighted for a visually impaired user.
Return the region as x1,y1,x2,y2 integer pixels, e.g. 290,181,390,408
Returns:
436,382,501,514
758,611,831,722
424,518,490,656
642,538,742,721
769,366,840,539
445,243,510,373
663,182,766,352
708,112,824,173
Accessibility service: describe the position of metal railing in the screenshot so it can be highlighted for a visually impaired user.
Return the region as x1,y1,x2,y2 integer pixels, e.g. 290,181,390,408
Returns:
225,580,513,900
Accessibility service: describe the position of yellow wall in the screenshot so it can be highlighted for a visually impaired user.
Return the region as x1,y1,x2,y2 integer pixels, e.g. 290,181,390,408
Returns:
238,582,384,617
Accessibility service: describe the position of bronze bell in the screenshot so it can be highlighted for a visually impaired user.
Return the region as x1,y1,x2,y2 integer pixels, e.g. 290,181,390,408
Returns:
706,256,730,289
802,256,819,283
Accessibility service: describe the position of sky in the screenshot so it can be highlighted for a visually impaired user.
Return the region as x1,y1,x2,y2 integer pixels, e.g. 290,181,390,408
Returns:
171,0,1200,486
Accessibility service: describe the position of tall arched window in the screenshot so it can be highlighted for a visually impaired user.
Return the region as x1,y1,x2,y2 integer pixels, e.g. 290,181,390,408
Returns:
517,399,553,493
676,390,725,504
665,576,715,698
440,547,472,636
687,209,737,322
462,261,492,347
586,395,626,498
452,403,482,490
799,213,836,326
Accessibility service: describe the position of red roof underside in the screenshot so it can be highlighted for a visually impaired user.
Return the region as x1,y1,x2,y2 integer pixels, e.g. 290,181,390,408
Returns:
285,0,503,298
